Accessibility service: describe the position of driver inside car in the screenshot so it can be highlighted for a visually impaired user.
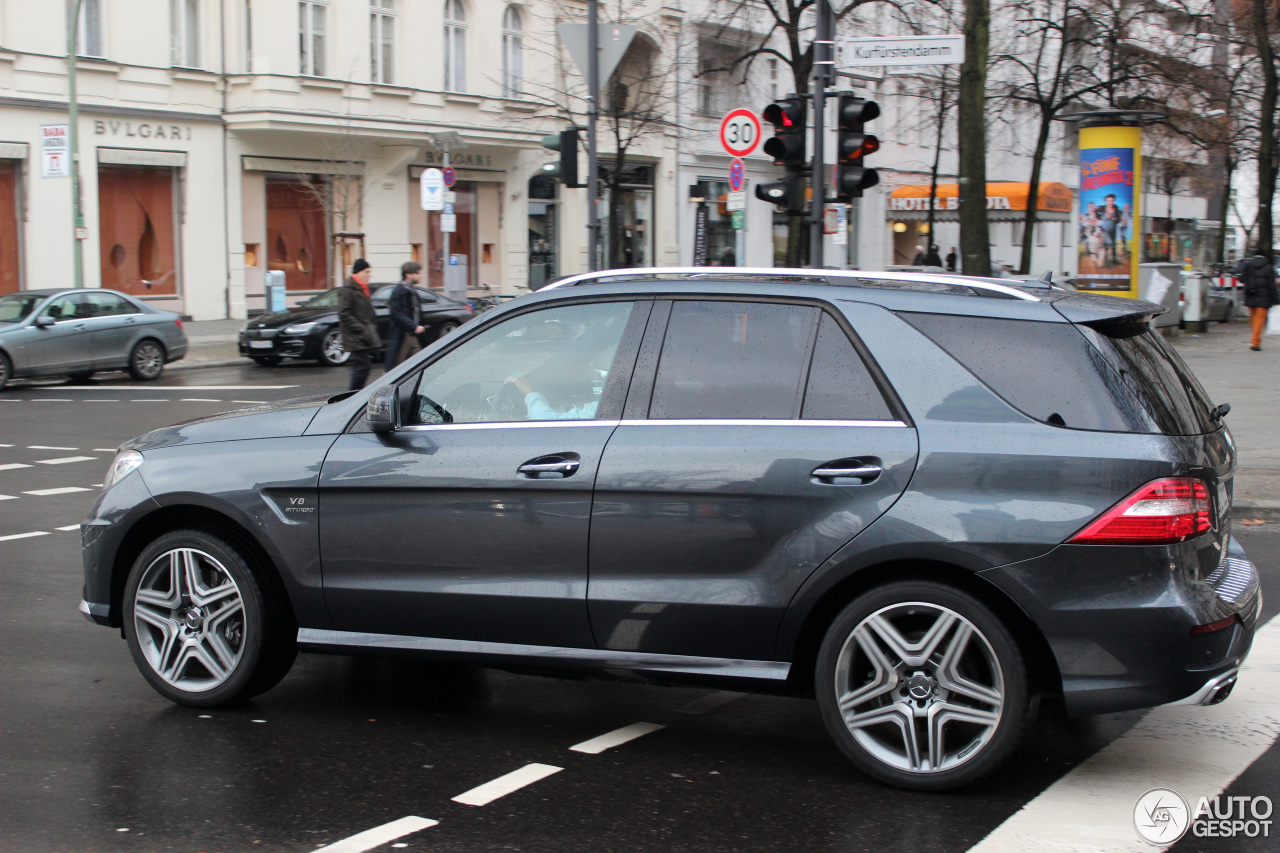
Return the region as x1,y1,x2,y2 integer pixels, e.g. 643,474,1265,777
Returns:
505,374,599,420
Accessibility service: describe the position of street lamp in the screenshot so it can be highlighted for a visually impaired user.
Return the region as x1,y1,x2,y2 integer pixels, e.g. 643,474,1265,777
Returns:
66,0,85,289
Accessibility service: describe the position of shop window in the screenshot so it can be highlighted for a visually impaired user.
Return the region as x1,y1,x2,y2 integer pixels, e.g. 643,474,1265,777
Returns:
528,174,557,290
443,0,466,91
427,180,474,289
0,161,21,295
172,0,200,68
371,0,395,84
266,174,329,291
600,163,654,269
502,5,523,98
694,179,736,266
97,165,179,296
299,0,326,77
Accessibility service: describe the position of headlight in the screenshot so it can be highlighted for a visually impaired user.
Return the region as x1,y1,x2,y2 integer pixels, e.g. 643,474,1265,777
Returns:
104,450,143,490
282,322,317,335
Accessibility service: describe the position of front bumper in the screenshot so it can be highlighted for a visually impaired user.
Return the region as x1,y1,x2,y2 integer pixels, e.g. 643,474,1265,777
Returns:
979,535,1261,716
239,330,319,360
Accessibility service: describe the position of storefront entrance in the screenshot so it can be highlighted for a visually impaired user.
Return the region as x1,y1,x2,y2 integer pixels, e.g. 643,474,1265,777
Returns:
97,164,179,296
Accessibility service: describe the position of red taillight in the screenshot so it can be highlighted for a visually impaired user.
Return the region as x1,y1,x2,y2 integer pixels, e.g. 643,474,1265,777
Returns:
175,318,183,329
1069,478,1212,544
1190,616,1236,635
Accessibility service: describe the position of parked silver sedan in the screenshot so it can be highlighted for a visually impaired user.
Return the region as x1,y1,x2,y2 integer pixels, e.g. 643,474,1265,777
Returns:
0,289,187,390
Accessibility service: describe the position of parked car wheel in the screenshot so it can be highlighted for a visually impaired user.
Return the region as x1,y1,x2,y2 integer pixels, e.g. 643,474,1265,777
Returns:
0,351,10,390
252,355,283,367
318,328,350,366
123,529,297,707
435,321,459,341
128,339,166,381
815,581,1034,791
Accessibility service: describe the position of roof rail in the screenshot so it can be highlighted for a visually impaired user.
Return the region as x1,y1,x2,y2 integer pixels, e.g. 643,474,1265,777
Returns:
539,267,1040,301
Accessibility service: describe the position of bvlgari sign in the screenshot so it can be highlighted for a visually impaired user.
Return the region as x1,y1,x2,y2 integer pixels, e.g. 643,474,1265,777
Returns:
94,120,193,141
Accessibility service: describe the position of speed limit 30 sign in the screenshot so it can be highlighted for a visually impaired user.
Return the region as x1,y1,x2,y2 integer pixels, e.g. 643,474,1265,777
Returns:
719,109,762,157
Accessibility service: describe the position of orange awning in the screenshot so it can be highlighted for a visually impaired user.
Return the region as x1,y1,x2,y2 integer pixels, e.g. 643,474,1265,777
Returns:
888,181,1073,214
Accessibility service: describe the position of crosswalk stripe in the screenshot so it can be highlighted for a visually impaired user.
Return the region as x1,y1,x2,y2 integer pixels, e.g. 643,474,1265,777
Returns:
0,531,50,542
23,488,92,496
35,457,96,465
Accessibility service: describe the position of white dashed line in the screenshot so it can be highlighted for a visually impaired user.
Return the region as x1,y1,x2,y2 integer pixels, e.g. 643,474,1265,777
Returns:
231,400,267,404
966,614,1280,853
0,495,16,501
23,487,92,496
0,463,33,471
0,443,11,447
676,691,744,715
452,763,564,807
131,399,168,403
569,722,665,754
56,525,82,531
35,456,96,465
92,448,117,452
179,398,222,402
27,445,78,450
313,817,438,853
28,398,72,402
0,531,50,542
59,384,298,390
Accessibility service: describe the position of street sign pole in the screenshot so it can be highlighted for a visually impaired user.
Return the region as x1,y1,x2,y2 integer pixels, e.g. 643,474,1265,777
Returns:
587,0,600,271
809,0,834,269
66,0,84,289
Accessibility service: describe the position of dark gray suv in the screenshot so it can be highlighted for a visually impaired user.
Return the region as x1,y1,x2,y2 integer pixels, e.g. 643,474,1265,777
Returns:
80,269,1260,790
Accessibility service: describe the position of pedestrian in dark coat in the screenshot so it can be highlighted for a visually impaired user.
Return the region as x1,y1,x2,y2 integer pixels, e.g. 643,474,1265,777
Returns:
945,247,957,271
1240,251,1279,351
338,259,381,390
385,261,426,371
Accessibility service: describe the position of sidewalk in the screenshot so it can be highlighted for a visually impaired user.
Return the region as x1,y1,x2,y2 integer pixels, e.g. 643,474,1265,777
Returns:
1168,320,1280,520
173,318,242,370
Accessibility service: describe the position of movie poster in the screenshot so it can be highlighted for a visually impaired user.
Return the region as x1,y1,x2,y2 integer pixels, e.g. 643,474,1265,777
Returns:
1077,125,1141,295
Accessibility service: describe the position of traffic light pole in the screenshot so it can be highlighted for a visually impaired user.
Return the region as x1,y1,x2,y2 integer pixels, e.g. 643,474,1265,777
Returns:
809,1,835,269
586,0,601,271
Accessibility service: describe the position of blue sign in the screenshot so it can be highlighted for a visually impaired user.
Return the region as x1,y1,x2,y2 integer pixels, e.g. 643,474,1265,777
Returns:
729,158,745,191
444,202,454,215
442,166,456,187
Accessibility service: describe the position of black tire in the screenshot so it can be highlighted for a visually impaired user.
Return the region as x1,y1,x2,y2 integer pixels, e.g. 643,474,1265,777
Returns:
317,328,349,366
128,339,166,381
122,528,296,707
435,321,459,341
252,355,283,367
814,581,1034,791
0,351,11,390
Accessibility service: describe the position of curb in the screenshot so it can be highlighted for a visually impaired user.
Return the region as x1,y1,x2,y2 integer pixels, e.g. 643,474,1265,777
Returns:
168,358,246,372
1234,504,1280,524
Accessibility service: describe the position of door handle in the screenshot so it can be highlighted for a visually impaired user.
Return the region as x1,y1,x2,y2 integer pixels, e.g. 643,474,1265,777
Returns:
518,453,581,479
812,461,882,484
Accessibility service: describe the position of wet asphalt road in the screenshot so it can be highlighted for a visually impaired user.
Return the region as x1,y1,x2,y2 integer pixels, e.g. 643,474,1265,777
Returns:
0,361,1277,853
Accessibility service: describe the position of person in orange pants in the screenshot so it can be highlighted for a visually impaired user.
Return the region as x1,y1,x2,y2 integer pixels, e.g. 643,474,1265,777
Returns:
1239,250,1279,350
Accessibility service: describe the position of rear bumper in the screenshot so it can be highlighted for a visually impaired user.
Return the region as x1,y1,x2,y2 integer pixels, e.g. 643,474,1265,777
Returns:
979,536,1261,716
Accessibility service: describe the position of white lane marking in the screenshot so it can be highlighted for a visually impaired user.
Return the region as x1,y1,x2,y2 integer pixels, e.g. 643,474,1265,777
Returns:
92,448,117,452
676,691,744,715
966,614,1280,853
231,400,267,404
35,456,96,465
569,722,665,754
451,763,564,807
0,531,50,542
0,463,33,471
27,445,77,450
23,487,92,496
179,398,222,402
0,495,16,501
313,816,438,853
28,398,72,402
56,525,82,531
60,385,298,390
0,443,11,447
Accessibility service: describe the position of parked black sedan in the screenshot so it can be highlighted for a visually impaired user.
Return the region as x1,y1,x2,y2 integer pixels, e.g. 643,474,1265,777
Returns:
238,284,473,366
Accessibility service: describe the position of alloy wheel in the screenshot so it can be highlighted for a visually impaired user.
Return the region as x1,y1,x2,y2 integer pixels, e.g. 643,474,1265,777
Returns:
833,602,1004,774
320,329,349,365
131,341,164,379
132,547,246,692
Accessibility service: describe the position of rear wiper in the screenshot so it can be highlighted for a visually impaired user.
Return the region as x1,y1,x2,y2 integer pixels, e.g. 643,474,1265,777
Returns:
1210,403,1231,422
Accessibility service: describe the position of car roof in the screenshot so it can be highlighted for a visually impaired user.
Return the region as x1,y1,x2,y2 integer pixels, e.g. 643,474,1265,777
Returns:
4,289,62,297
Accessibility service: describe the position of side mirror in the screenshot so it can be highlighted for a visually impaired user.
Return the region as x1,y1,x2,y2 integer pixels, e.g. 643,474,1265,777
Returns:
34,315,55,328
367,385,401,433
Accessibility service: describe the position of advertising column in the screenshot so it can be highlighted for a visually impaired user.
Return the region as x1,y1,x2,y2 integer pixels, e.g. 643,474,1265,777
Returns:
1077,125,1141,296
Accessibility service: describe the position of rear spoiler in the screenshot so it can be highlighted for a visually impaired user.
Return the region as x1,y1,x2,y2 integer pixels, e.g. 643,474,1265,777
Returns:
1052,292,1167,327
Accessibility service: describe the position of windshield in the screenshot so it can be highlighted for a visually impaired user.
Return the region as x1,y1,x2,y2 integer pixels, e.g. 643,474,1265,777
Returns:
303,289,340,308
0,292,45,323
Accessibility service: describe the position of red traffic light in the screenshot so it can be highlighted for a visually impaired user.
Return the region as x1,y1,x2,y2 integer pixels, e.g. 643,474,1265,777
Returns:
762,97,806,130
837,133,880,163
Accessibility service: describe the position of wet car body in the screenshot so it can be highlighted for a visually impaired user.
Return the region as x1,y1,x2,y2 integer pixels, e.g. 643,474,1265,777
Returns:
0,288,187,388
83,268,1259,790
238,284,472,365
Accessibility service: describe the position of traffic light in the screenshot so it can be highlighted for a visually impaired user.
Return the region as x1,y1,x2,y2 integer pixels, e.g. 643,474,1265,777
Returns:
756,96,808,212
540,127,583,188
834,94,880,201
761,96,808,169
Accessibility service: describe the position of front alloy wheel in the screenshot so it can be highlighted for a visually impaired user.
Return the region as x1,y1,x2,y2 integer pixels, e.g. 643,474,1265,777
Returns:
124,529,296,706
318,328,349,366
816,582,1032,790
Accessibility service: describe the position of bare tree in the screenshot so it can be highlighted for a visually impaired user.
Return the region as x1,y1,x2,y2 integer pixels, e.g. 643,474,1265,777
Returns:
298,126,376,288
958,0,990,276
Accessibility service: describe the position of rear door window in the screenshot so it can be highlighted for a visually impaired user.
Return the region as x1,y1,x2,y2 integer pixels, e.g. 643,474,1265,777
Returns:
649,301,817,419
901,312,1216,434
801,313,894,420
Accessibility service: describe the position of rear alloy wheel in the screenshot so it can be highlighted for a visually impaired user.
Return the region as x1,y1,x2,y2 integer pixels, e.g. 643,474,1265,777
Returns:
318,328,349,366
815,581,1033,791
435,321,459,341
123,529,296,707
0,351,10,390
128,339,166,380
252,355,283,367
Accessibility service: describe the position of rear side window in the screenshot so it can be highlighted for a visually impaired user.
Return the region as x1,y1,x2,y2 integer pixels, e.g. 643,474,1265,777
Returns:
802,313,894,420
901,313,1216,434
650,301,816,419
